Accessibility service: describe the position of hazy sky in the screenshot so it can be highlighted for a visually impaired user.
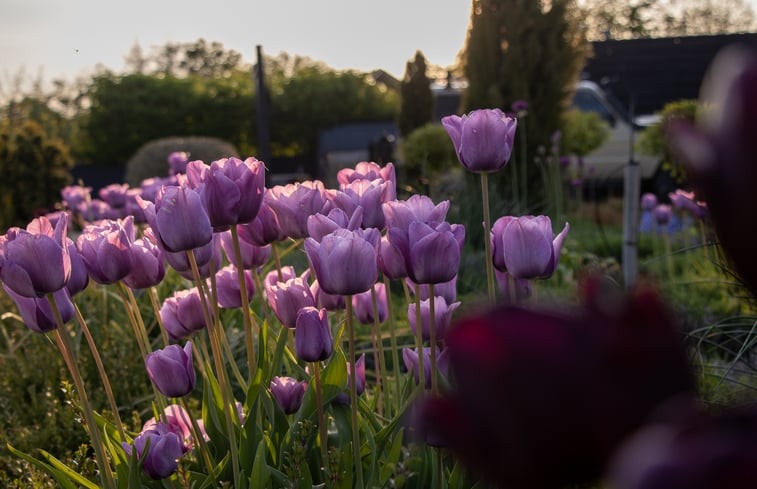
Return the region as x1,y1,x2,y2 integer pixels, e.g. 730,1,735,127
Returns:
2,0,757,91
1,0,472,87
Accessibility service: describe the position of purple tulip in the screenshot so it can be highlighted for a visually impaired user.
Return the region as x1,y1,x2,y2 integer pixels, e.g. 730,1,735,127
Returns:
352,283,388,324
337,161,396,193
669,47,757,293
306,207,363,242
493,269,532,304
406,276,458,304
270,376,307,414
167,151,190,175
61,185,92,213
123,422,183,479
76,217,135,284
142,404,209,453
138,185,212,253
267,275,316,328
265,180,333,239
295,306,333,362
403,221,465,284
378,234,408,280
332,179,393,230
219,229,271,270
402,347,433,389
139,176,178,203
263,266,299,302
310,279,345,311
2,215,70,298
383,194,449,234
65,238,89,296
334,354,366,405
304,228,380,296
99,183,130,209
442,108,518,173
186,157,266,230
164,233,222,281
236,197,286,246
160,288,212,340
640,193,658,211
145,342,196,398
494,215,569,280
122,229,165,290
408,296,461,342
653,204,672,226
511,100,528,113
3,285,74,333
212,264,254,309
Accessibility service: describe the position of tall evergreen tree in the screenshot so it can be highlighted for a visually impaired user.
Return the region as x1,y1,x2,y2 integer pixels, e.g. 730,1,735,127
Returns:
397,51,434,137
463,0,588,204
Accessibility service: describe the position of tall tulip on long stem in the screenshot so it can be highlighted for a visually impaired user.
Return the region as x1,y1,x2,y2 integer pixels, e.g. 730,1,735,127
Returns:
442,108,517,304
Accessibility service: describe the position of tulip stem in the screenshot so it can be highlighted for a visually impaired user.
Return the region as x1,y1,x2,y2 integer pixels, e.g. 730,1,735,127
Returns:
179,397,217,484
428,284,438,395
72,303,126,442
383,277,402,417
272,244,284,282
206,260,247,388
187,249,241,487
369,286,385,417
312,361,330,484
47,295,116,489
345,297,364,489
230,225,258,383
663,233,674,280
480,172,496,303
147,287,170,347
124,284,154,353
413,284,426,392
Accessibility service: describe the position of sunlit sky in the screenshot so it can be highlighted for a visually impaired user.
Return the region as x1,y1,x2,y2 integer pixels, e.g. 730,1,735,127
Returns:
2,0,757,91
1,0,472,88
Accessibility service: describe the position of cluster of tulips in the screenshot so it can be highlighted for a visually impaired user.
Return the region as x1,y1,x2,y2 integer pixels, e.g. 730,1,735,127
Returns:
0,104,580,488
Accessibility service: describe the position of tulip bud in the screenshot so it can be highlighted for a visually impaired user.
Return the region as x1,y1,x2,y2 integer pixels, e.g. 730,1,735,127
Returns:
442,108,517,173
145,342,196,398
270,376,307,414
295,307,333,362
122,423,183,479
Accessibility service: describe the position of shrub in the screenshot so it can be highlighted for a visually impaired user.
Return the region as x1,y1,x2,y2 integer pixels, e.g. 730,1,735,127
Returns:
0,121,73,231
399,123,458,194
637,99,699,183
124,136,239,185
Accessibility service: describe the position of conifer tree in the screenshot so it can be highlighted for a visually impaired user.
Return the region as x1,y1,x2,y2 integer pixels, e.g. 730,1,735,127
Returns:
398,51,434,137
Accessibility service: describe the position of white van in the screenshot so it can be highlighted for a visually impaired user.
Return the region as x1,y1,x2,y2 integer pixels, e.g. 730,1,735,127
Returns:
571,80,661,184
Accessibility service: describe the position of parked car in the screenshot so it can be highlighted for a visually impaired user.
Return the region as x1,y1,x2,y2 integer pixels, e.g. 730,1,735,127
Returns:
571,80,664,188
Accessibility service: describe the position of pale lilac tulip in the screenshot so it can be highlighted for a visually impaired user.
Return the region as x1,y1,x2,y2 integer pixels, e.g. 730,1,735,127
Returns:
332,179,393,230
145,342,196,397
160,288,212,339
3,285,74,333
304,228,380,296
310,279,345,310
219,229,271,270
122,423,183,479
496,216,569,280
212,264,254,309
138,185,212,253
408,296,461,342
337,161,396,194
306,207,363,242
295,307,333,362
442,108,518,173
76,217,135,284
268,276,316,328
352,283,388,324
265,180,333,239
122,229,165,290
270,376,307,414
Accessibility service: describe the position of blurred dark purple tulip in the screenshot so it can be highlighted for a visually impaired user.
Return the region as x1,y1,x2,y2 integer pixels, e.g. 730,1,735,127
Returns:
378,234,408,280
99,183,130,209
442,108,518,173
511,100,528,113
145,342,196,398
76,217,135,284
265,180,333,239
337,161,396,194
167,151,190,175
138,185,212,253
295,306,333,362
61,185,92,212
669,47,757,293
122,229,165,290
640,193,658,211
236,197,286,246
653,204,672,226
306,207,363,242
65,238,89,296
495,215,569,280
186,157,265,230
305,228,380,296
408,295,460,342
608,404,757,489
160,288,212,340
3,285,74,333
263,266,299,302
419,278,695,488
122,422,183,480
382,194,449,234
270,376,307,414
212,264,254,309
219,229,271,270
2,215,70,298
352,283,388,324
310,279,345,311
164,234,222,281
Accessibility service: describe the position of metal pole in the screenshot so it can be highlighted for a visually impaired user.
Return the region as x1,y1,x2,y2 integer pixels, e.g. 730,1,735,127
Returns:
622,94,640,288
